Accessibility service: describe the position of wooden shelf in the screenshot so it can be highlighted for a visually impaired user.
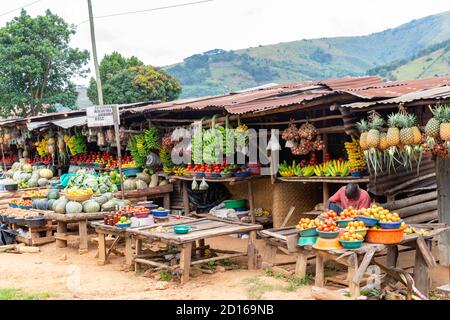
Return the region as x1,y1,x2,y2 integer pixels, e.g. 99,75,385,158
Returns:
277,176,369,184
169,175,266,184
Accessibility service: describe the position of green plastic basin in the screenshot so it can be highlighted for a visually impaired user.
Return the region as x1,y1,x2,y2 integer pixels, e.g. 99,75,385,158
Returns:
224,199,247,209
339,239,363,249
298,236,318,247
298,227,318,237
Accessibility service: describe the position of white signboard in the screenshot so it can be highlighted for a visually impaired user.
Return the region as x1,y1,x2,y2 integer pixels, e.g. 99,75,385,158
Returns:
86,105,118,127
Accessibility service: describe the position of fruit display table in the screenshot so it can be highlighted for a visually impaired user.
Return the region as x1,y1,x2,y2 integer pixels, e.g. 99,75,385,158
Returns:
260,223,448,298
90,215,195,267
168,175,266,223
113,183,173,207
36,210,104,254
127,217,262,284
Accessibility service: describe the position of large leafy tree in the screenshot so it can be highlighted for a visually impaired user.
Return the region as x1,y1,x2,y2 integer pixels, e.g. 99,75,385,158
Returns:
0,10,89,117
87,52,182,105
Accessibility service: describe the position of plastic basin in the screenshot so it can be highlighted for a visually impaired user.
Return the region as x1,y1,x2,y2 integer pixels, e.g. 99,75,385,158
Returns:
298,236,318,246
354,228,368,237
317,230,339,239
173,225,191,234
116,222,132,229
152,209,170,218
123,168,142,177
356,215,379,227
366,228,403,244
224,199,247,209
298,227,318,237
339,239,363,249
378,221,402,229
337,219,354,228
313,237,342,250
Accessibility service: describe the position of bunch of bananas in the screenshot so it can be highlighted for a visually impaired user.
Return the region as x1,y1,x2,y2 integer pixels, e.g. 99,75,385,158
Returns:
278,160,298,177
172,166,186,176
313,163,329,177
345,139,366,169
326,160,350,177
64,134,87,156
34,136,48,157
302,165,315,177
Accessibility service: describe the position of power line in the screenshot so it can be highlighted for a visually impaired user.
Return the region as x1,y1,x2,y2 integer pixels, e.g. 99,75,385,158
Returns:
0,0,43,18
77,0,214,26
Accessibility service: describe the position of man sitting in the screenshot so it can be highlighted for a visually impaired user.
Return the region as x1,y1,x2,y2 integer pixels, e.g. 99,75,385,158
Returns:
327,183,371,214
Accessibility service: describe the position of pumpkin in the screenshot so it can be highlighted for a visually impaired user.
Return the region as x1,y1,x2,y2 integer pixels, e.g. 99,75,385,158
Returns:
39,168,53,179
38,178,49,187
47,189,60,200
103,192,114,200
19,173,32,181
46,199,56,211
149,174,159,188
136,172,151,184
13,171,22,181
82,200,100,213
27,178,38,188
159,179,168,186
123,178,137,191
11,163,21,171
22,164,32,173
136,179,148,190
101,199,117,212
92,195,108,206
33,198,48,210
66,201,83,214
54,197,68,213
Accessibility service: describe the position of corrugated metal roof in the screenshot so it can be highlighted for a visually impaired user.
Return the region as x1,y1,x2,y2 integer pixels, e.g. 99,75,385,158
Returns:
343,76,450,99
318,76,385,90
342,85,450,109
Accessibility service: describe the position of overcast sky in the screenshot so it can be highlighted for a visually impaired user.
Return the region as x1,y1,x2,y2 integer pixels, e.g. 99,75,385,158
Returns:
1,0,449,85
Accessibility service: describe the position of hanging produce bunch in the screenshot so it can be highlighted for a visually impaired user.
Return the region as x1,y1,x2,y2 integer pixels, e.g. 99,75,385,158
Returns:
344,139,366,172
34,135,48,157
282,121,324,156
64,132,87,156
234,115,249,152
422,104,450,158
356,106,424,176
128,126,160,168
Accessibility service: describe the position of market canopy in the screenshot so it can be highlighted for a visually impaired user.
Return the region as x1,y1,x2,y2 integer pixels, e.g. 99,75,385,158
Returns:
26,115,87,131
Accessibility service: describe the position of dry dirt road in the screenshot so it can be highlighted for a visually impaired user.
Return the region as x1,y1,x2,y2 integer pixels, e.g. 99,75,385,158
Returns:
0,235,447,300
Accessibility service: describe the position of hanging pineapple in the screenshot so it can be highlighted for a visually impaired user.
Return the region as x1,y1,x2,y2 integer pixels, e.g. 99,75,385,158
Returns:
425,106,442,139
438,105,450,141
385,113,402,173
398,113,414,146
356,119,369,150
367,114,384,148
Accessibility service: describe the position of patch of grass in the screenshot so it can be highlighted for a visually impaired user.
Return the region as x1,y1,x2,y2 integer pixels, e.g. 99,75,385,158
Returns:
159,271,172,282
264,269,313,291
243,276,285,299
0,288,52,300
324,264,339,277
207,261,217,270
220,259,233,267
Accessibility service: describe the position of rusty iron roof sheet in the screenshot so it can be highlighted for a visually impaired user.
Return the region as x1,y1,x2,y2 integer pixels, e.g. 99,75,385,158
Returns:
342,85,450,109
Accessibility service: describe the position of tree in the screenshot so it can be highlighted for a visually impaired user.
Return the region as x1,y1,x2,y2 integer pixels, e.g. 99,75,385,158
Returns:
87,52,181,105
0,10,89,117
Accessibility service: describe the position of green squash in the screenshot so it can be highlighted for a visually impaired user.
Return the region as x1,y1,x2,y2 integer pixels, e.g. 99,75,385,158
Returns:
54,196,68,214
38,178,49,187
33,198,48,210
46,199,56,211
66,201,83,214
82,200,100,213
47,189,60,200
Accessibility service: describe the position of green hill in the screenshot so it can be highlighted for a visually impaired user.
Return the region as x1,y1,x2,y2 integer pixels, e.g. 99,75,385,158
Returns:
164,10,450,98
367,39,450,80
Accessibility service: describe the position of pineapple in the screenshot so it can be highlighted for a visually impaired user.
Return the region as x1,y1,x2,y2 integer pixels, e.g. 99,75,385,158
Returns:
398,114,414,146
439,105,450,141
425,106,442,138
367,115,384,148
408,114,422,145
356,120,369,150
379,132,388,150
386,113,400,147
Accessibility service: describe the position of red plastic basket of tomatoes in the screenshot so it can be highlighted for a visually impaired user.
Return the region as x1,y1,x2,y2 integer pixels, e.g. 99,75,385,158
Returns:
132,206,151,218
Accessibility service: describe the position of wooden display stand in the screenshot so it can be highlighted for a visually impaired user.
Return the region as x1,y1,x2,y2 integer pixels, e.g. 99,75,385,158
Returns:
260,224,448,298
128,217,262,284
39,211,104,254
9,220,54,246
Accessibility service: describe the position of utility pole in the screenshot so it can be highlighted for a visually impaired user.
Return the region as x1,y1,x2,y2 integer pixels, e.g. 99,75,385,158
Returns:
87,0,103,105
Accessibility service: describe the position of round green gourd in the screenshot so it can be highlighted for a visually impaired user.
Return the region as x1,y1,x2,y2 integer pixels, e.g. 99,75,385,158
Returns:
123,178,137,191
136,179,148,190
46,199,56,211
38,178,49,187
82,200,100,213
47,189,60,200
66,201,83,214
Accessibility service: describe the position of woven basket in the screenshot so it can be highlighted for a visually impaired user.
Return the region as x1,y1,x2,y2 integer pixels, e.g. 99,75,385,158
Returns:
66,193,92,202
272,182,321,228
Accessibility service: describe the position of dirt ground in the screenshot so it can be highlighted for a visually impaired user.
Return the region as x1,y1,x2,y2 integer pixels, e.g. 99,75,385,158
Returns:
0,235,448,300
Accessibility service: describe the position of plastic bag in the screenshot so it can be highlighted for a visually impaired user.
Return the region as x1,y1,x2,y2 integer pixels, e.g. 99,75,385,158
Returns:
191,177,199,190
199,177,209,190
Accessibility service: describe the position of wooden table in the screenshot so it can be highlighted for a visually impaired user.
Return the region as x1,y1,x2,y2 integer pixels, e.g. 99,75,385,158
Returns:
260,224,448,298
169,175,265,223
113,184,172,207
38,210,104,254
91,215,195,266
128,217,262,284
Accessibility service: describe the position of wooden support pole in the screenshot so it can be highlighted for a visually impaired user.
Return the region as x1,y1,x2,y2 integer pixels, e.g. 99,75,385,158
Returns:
295,253,308,279
97,232,107,265
78,220,88,254
315,255,325,286
179,242,193,285
248,181,255,224
247,230,257,270
436,157,450,266
56,221,67,248
182,181,190,216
